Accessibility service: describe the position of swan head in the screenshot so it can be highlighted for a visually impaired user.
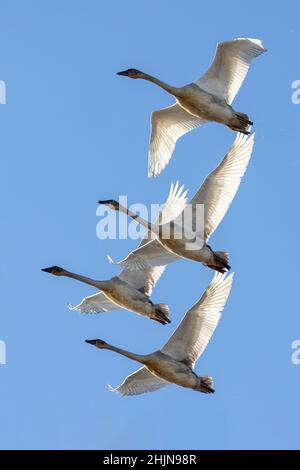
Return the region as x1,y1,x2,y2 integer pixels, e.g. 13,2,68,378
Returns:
85,339,108,349
42,265,65,276
98,199,120,211
117,68,143,79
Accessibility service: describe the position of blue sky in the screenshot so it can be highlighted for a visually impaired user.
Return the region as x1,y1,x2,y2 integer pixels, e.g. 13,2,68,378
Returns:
1,0,300,450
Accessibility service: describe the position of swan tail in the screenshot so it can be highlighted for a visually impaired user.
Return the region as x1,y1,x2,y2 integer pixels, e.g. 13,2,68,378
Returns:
229,112,253,134
152,303,171,325
206,251,230,273
199,376,215,394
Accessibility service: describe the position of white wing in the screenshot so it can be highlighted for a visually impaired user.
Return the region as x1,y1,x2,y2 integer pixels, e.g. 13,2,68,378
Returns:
157,181,188,226
195,38,266,104
110,181,187,273
162,273,234,367
110,366,169,396
68,292,117,314
118,264,165,297
189,133,255,241
114,240,180,272
149,104,206,178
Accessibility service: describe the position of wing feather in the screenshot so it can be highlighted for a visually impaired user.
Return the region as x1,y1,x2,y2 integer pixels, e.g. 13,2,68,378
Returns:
110,366,169,396
149,104,206,177
68,292,117,314
115,240,180,273
111,182,187,274
162,273,234,367
195,38,266,104
189,133,255,241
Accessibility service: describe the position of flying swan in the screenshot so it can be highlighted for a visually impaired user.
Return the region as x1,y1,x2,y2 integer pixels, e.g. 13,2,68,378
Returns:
86,272,234,395
117,38,266,177
99,132,254,273
41,182,188,325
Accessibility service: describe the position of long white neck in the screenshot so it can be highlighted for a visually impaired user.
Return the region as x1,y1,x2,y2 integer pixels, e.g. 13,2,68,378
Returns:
103,343,148,365
140,72,181,97
59,269,108,290
118,204,159,237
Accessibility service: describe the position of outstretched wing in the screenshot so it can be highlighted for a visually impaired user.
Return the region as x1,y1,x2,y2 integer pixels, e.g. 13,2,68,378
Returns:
149,104,206,177
110,366,169,396
162,273,234,367
68,292,117,314
118,263,165,297
189,133,255,242
157,181,188,226
195,38,266,104
115,240,180,272
111,182,187,274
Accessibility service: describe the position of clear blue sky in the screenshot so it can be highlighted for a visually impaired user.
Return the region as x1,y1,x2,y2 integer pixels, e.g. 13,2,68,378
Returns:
1,0,299,450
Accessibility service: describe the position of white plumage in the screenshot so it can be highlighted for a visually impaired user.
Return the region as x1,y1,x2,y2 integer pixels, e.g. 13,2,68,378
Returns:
87,273,234,396
149,105,206,177
43,182,188,324
117,38,265,177
109,132,254,273
196,38,266,104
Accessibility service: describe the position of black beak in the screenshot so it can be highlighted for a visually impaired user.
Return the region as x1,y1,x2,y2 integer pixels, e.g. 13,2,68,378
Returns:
41,267,53,273
85,339,98,346
98,200,118,208
117,70,129,76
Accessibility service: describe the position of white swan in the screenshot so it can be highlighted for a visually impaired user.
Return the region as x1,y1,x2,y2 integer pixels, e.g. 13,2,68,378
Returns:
99,132,254,273
42,183,188,325
117,38,266,177
86,272,234,395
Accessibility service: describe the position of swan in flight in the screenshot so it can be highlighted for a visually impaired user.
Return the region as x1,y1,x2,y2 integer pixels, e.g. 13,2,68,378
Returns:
41,183,187,325
99,132,254,273
117,38,266,177
86,272,234,395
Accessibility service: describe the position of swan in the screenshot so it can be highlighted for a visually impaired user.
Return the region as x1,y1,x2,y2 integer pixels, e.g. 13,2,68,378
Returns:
41,182,188,325
86,272,234,395
117,38,266,177
99,132,254,273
